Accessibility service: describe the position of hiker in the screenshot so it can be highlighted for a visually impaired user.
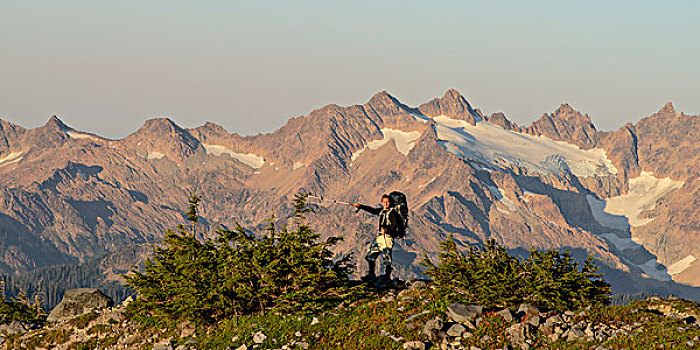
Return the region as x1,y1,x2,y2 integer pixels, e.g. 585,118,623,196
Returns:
350,194,404,281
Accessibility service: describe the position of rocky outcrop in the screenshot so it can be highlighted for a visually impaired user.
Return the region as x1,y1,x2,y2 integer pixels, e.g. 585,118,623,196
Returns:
47,288,114,322
524,103,598,150
418,89,483,125
486,112,519,131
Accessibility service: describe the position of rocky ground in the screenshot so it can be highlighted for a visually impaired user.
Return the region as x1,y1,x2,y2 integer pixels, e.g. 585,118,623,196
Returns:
2,282,699,350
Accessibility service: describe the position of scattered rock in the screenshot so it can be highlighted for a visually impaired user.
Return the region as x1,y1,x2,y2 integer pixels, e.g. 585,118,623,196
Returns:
403,340,427,350
546,314,563,324
566,327,585,341
446,303,483,323
47,288,114,322
252,331,267,344
524,315,541,327
424,318,442,333
446,323,465,337
423,318,443,342
495,308,514,322
408,280,427,290
506,323,531,348
516,304,540,320
539,322,555,336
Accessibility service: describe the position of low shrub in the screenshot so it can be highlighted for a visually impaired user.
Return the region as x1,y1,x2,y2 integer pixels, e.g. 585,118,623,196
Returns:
422,237,611,310
0,293,46,324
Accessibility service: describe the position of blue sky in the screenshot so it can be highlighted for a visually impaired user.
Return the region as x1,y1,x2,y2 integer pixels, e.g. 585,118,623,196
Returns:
1,1,698,138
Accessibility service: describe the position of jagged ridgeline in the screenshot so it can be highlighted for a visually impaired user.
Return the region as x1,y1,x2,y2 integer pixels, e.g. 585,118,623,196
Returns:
0,90,699,304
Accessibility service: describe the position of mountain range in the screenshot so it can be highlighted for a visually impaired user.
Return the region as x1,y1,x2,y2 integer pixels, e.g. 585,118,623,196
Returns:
0,90,698,299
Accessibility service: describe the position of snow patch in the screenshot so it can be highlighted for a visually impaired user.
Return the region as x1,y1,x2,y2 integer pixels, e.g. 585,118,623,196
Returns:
637,259,671,281
66,131,99,141
293,162,306,170
203,144,265,169
351,128,421,162
586,195,630,231
486,185,516,212
486,185,504,200
667,255,697,276
600,233,639,252
0,152,22,166
432,116,617,178
587,192,676,281
599,231,671,281
147,151,165,160
603,171,684,227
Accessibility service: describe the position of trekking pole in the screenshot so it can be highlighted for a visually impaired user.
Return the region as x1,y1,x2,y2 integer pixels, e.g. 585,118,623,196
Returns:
307,194,355,206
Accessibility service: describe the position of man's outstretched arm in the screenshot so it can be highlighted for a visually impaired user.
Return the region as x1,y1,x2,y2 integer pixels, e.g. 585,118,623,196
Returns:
350,203,381,216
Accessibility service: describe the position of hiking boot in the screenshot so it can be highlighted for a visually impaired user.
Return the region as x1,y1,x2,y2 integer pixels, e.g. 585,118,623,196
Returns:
380,266,393,282
361,260,376,281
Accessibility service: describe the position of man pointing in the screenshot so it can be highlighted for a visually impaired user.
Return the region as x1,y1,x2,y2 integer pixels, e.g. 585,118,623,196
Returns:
350,194,403,282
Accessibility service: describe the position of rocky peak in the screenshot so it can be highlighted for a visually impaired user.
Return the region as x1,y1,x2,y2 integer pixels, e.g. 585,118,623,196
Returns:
554,103,576,115
368,91,399,107
0,119,26,142
552,103,593,123
43,115,72,132
487,112,519,131
22,115,71,149
418,89,482,125
190,121,232,143
200,121,228,134
365,91,416,121
123,117,202,161
136,118,199,144
139,117,184,134
657,102,679,117
525,104,598,149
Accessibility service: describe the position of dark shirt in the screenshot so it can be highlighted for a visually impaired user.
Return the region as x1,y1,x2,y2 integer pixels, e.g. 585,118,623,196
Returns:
357,204,402,237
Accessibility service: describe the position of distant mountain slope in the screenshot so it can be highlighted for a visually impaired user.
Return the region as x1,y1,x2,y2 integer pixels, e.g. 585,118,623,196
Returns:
0,90,698,299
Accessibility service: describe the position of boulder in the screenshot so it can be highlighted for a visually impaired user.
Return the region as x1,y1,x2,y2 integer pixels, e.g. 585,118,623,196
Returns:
525,315,541,327
506,323,532,348
252,331,267,344
516,304,540,319
446,303,483,323
47,288,114,322
495,308,514,322
446,323,466,337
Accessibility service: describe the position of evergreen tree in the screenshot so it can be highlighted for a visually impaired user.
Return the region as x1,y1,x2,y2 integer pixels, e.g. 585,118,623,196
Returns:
125,193,365,324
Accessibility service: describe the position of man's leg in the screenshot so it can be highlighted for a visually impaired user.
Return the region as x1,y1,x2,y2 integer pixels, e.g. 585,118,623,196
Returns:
363,237,381,280
378,235,394,281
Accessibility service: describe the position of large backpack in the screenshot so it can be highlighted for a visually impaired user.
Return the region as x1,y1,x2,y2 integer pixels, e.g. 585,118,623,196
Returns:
388,191,409,238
